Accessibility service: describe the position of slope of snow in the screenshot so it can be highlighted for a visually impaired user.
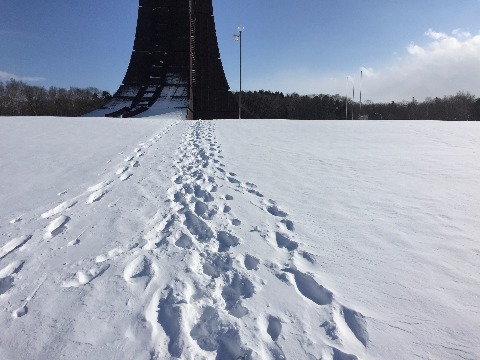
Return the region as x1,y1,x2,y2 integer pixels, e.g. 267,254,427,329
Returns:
0,117,479,360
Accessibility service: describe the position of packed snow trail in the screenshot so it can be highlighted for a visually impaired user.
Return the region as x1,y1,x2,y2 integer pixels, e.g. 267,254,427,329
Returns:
116,120,369,359
0,119,367,359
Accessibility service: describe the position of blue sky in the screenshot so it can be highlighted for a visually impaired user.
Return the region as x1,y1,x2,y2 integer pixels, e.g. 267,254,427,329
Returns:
1,0,479,102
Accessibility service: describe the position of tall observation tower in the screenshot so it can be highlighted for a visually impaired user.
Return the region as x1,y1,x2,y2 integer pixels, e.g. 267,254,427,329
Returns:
101,0,238,119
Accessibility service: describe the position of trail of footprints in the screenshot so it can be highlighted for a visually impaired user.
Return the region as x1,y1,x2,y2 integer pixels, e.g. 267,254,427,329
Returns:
0,122,180,314
117,120,369,359
1,119,369,359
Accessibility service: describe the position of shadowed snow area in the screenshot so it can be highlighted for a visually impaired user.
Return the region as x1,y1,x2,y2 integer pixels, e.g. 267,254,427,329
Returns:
0,116,479,359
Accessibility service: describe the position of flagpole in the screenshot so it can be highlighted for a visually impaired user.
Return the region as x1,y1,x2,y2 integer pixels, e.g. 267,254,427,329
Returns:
360,70,363,117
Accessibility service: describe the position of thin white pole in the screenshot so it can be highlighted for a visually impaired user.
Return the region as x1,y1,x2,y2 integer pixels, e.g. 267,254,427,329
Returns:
360,70,363,116
345,76,348,120
239,28,242,119
352,83,355,120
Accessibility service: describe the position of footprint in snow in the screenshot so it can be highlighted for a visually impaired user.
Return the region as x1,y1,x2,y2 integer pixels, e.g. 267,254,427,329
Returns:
267,315,282,342
203,253,234,278
174,233,193,249
9,216,22,224
183,210,214,243
228,176,241,185
280,219,294,231
116,166,128,175
157,288,184,357
41,200,77,219
339,306,369,347
87,180,111,193
86,189,107,204
267,205,288,217
0,276,15,296
217,231,240,252
247,189,264,197
221,272,255,318
95,247,124,263
284,268,333,306
302,251,316,264
190,306,252,359
68,238,80,247
0,235,32,260
0,260,24,295
243,255,260,271
331,347,359,360
44,216,70,240
62,264,110,288
123,255,152,281
120,172,132,181
275,232,299,251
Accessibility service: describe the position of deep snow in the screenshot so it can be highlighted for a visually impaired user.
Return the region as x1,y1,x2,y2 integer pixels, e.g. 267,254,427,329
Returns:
0,115,479,360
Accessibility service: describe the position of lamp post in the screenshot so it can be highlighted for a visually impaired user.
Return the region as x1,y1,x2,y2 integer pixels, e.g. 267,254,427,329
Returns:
234,26,244,119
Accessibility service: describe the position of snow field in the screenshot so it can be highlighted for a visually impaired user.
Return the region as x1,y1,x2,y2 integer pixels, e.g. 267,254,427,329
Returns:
0,116,479,359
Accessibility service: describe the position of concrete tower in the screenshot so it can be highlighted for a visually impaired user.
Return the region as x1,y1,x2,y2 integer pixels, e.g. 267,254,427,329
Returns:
102,0,237,119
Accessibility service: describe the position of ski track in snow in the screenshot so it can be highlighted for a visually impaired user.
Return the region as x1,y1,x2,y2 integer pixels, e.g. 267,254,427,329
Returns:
0,119,369,359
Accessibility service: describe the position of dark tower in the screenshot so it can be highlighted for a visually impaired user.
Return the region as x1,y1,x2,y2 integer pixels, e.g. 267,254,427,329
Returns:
102,0,237,119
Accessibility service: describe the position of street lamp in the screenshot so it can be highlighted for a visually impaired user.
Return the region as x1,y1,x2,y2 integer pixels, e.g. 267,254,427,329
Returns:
234,26,244,119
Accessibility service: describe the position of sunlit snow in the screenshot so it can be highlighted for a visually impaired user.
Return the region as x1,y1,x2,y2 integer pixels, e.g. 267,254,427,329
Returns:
0,114,479,359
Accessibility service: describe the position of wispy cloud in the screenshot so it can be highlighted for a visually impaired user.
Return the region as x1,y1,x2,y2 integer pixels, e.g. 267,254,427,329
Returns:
0,70,46,82
249,29,480,102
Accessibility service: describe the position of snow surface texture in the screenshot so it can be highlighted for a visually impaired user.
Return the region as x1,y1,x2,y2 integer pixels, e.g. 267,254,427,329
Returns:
0,116,479,360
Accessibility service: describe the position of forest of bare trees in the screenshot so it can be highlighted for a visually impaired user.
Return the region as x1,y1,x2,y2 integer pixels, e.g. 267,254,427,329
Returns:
1,79,479,120
0,79,111,117
239,90,480,121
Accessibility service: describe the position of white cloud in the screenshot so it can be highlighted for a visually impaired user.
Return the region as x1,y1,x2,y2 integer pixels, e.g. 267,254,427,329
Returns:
362,29,480,101
249,29,480,102
425,28,448,40
407,43,426,56
452,28,471,39
0,71,45,82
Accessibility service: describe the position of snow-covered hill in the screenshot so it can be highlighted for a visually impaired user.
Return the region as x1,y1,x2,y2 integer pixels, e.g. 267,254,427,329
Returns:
0,115,479,360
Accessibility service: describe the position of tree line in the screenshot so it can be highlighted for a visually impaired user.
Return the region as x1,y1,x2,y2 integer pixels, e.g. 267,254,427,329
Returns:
0,79,111,117
1,79,479,120
238,90,480,121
